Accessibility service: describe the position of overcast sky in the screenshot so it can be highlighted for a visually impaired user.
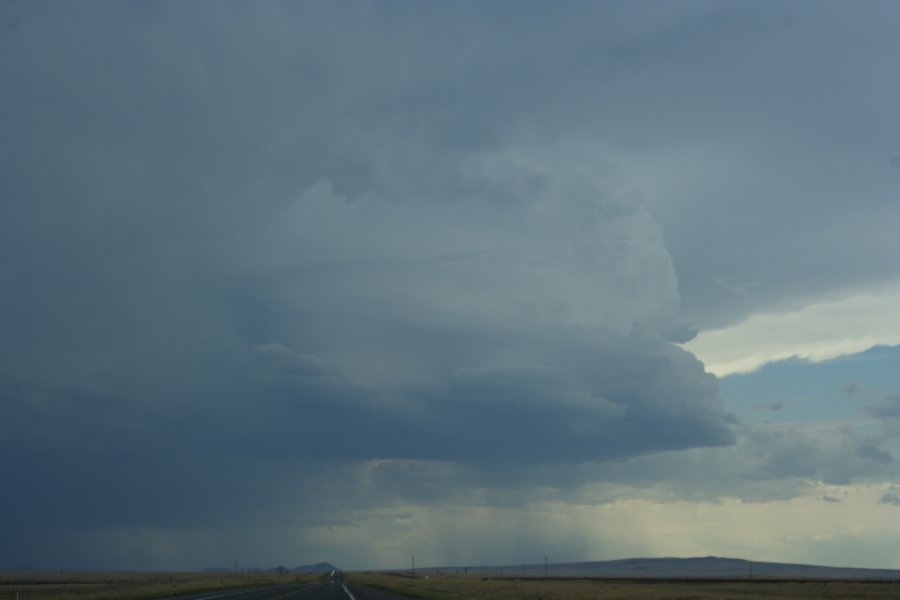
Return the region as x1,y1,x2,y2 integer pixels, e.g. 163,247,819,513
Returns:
2,0,900,571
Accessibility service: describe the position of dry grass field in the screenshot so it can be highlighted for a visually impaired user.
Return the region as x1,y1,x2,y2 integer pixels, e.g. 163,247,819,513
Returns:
0,570,318,600
7,570,900,600
347,572,900,600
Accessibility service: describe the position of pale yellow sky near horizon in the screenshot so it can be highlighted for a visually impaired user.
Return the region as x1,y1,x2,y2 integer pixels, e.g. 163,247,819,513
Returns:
683,283,900,377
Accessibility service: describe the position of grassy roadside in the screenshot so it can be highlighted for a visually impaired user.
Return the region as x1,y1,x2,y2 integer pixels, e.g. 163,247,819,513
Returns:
345,572,900,600
0,570,321,600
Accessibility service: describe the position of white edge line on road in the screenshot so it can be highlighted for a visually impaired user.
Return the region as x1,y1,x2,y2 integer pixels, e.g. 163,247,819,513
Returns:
343,583,357,600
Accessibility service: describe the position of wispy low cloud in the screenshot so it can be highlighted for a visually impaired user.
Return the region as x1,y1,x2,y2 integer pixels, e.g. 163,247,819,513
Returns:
842,381,862,396
862,392,900,420
879,493,900,506
855,444,894,464
752,401,787,412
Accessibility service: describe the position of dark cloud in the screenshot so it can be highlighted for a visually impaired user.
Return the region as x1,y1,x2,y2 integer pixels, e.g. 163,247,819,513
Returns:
621,3,900,330
856,444,894,464
0,1,742,569
3,0,898,570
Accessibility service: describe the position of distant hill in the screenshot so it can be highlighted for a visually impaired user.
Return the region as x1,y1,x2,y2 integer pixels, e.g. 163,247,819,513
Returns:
422,557,900,580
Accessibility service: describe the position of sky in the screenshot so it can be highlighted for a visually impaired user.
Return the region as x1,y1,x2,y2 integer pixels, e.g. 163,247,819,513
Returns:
2,0,900,572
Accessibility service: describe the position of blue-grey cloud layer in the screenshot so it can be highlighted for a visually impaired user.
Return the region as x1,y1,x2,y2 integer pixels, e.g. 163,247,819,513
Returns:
2,1,898,570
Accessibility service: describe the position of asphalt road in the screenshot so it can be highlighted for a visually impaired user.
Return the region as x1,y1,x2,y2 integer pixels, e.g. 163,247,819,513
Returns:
156,578,413,600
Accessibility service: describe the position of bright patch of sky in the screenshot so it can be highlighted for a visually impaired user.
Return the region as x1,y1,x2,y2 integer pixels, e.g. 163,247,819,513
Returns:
684,287,900,377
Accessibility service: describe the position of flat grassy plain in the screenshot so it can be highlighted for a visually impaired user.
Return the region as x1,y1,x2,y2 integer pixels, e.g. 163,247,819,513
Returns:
0,570,318,600
7,570,900,599
347,572,900,600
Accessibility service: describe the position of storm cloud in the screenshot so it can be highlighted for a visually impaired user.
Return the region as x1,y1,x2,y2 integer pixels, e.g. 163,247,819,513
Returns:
0,2,738,567
2,1,899,571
